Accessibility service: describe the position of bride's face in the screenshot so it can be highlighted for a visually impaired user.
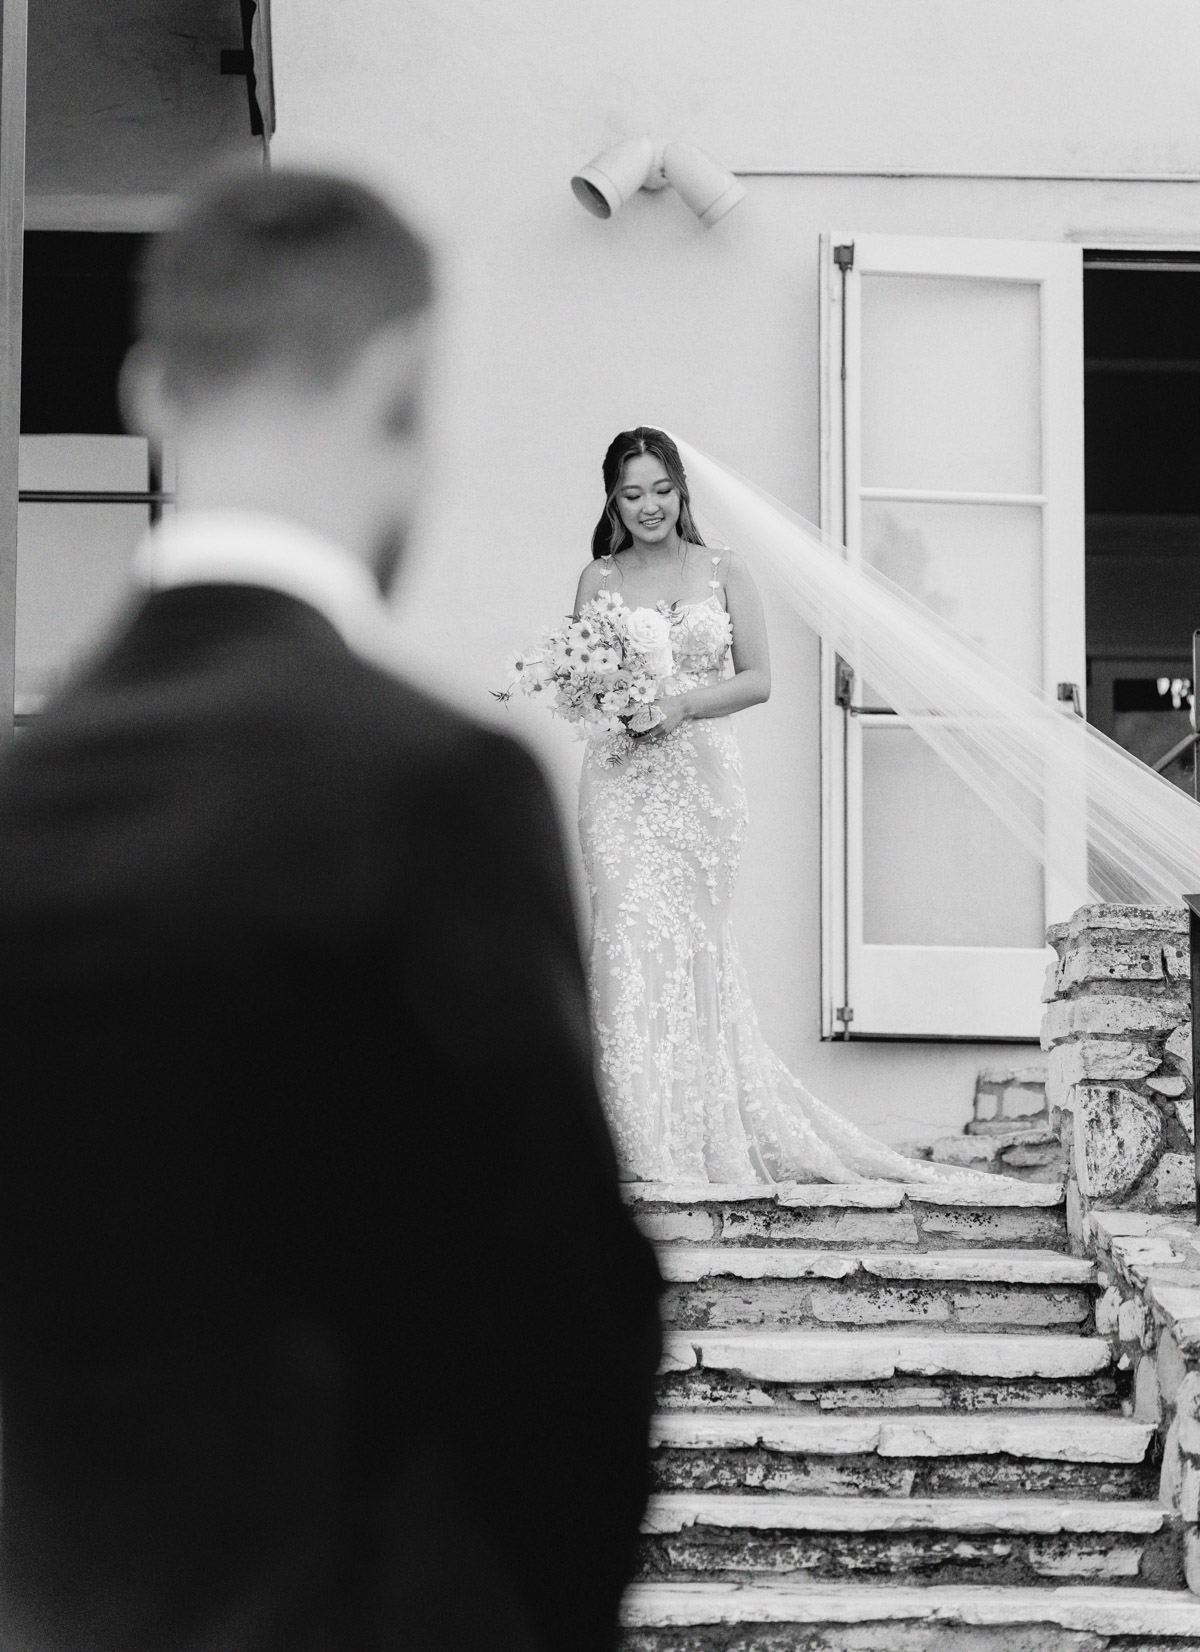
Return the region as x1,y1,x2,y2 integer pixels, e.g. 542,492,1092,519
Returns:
615,454,681,546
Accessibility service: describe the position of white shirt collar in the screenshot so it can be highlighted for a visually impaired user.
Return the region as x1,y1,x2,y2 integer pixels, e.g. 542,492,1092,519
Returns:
134,509,391,659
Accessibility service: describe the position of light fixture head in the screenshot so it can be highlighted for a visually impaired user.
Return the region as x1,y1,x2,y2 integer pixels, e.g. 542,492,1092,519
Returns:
570,136,746,227
570,136,657,220
660,141,747,227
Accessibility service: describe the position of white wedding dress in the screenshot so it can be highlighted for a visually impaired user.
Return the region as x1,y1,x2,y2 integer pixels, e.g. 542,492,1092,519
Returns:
579,554,982,1186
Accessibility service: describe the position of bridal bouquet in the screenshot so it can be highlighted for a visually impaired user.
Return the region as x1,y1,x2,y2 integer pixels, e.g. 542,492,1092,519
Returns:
495,592,675,764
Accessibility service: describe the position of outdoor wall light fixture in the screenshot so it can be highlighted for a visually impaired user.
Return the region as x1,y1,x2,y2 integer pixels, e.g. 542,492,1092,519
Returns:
571,137,747,227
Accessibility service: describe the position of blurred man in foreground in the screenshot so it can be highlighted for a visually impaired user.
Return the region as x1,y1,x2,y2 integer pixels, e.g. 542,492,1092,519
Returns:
0,167,661,1652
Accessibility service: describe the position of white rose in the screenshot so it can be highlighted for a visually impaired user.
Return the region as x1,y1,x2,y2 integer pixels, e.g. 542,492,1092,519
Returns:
624,607,674,678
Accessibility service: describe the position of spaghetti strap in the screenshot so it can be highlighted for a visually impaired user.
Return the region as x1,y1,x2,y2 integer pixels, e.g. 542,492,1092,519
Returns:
709,553,722,593
600,555,615,583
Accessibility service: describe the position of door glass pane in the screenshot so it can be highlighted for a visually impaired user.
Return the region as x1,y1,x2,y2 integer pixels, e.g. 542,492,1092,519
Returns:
17,436,149,712
860,275,1042,495
862,499,1043,682
862,725,1045,947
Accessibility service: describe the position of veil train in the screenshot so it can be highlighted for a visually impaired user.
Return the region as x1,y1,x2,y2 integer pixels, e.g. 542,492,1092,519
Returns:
673,436,1200,911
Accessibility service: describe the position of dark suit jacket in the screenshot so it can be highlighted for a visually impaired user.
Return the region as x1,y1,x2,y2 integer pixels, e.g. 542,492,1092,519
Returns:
0,583,661,1652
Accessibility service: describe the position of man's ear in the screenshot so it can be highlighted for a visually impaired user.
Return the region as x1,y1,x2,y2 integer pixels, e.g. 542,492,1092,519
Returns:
118,342,169,439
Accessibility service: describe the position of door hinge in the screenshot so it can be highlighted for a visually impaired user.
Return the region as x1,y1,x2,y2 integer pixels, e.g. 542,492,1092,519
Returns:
836,1005,854,1027
833,242,855,272
835,657,855,710
1057,681,1082,717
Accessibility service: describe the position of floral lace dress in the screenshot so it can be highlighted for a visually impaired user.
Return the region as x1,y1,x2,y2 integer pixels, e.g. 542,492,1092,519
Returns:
578,553,988,1186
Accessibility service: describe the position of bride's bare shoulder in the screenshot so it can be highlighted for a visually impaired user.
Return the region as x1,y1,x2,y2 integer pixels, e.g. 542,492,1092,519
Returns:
713,546,755,584
574,554,616,613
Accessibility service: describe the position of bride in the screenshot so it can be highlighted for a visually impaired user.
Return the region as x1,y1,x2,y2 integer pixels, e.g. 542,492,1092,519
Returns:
574,427,979,1187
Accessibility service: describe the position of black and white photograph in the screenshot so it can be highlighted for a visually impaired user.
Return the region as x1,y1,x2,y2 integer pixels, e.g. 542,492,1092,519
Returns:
0,2,1199,1648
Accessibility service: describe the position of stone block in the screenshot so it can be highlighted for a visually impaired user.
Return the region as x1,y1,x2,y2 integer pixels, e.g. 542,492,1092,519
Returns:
1095,1286,1121,1336
966,1116,1051,1138
1167,1022,1195,1067
1158,1327,1187,1406
681,1330,1110,1384
1041,958,1061,1002
1090,905,1196,931
999,1141,1064,1169
1149,1283,1200,1326
1134,1354,1162,1425
1183,1461,1200,1525
721,1209,921,1248
636,1210,716,1244
1057,903,1187,936
1160,1412,1184,1509
809,1287,952,1327
1177,1371,1200,1423
1041,991,1185,1049
1153,1154,1196,1211
1065,1178,1088,1254
1118,1298,1148,1345
977,1064,1048,1087
863,1251,1093,1285
1090,1208,1174,1239
1179,1097,1196,1147
1148,1072,1189,1098
1001,1093,1051,1124
775,1185,907,1208
929,1136,1001,1167
1186,1526,1200,1595
919,1209,1067,1248
1073,1085,1164,1201
1048,1039,1162,1094
1057,931,1168,986
659,1332,700,1373
951,1285,1089,1328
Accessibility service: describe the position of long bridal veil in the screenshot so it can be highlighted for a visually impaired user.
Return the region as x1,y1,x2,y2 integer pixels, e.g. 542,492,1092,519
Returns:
673,436,1200,910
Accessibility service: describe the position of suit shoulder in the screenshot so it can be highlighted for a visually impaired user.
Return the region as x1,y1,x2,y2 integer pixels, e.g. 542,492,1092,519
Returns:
346,658,541,791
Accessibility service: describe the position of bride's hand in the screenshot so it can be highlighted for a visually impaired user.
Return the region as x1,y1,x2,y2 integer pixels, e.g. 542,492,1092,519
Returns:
634,698,690,742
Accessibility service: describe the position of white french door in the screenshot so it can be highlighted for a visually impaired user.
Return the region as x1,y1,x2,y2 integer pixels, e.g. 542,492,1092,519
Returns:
820,234,1086,1039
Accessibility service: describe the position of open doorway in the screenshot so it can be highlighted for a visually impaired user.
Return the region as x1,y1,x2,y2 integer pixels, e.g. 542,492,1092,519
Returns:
1084,250,1200,791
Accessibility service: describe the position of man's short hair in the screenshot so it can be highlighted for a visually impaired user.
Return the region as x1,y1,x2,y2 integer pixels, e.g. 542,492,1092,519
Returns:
137,167,434,404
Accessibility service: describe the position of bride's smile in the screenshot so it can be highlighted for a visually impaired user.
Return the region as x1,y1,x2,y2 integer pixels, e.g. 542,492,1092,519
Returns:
614,454,682,552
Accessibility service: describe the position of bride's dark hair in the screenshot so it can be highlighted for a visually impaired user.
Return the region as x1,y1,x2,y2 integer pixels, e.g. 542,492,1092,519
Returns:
591,426,706,558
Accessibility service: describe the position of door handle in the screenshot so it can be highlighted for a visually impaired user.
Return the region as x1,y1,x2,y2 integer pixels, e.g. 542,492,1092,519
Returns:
834,657,897,717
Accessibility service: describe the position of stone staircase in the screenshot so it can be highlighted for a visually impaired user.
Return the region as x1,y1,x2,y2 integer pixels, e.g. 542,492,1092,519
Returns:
620,1180,1200,1649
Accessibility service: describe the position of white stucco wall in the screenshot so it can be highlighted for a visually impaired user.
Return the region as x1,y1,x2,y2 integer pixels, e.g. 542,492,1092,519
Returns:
272,0,1200,1144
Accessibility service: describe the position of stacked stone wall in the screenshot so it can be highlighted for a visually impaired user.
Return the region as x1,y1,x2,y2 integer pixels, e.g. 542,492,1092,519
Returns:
1089,1212,1200,1592
1042,903,1200,1591
1042,905,1194,1246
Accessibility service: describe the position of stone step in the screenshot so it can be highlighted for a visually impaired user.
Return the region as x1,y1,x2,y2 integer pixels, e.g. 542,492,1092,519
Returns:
926,1129,1066,1186
968,1114,1054,1139
626,1182,1068,1253
661,1331,1111,1382
649,1412,1157,1501
620,1582,1200,1648
636,1494,1180,1589
657,1330,1119,1416
658,1247,1095,1333
929,1129,1059,1162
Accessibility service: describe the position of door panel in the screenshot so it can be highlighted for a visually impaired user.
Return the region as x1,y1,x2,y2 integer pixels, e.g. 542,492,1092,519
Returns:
820,233,1085,1039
